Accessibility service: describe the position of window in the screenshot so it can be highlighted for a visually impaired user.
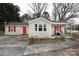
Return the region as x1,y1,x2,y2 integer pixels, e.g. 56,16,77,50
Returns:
8,25,16,32
35,24,47,31
10,26,14,32
35,24,37,31
44,25,47,31
39,24,42,31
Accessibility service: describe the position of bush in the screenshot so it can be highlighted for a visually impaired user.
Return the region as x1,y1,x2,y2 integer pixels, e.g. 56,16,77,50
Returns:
59,35,65,41
28,36,35,44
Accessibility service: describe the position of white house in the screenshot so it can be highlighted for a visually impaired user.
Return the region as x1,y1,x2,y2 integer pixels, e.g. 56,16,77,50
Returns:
5,17,66,38
5,22,29,35
29,18,66,38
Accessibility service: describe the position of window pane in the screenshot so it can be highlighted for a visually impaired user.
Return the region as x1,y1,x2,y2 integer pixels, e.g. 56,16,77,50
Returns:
39,24,42,27
44,24,47,31
35,24,37,27
35,28,37,31
35,24,37,31
39,28,42,31
39,24,42,31
44,28,47,31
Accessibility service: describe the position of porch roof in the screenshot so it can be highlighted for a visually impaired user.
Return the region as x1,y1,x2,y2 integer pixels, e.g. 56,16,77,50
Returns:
4,22,28,25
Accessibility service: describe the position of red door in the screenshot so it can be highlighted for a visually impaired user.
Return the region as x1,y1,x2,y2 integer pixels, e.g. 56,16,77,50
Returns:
22,26,26,34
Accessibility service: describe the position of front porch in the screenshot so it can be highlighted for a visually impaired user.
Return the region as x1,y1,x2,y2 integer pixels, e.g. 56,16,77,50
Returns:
51,23,66,38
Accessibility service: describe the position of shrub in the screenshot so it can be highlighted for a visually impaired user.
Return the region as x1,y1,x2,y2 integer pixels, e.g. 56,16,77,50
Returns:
28,36,35,44
59,35,65,41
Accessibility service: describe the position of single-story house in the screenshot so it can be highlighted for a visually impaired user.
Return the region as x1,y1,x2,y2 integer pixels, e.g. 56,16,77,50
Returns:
5,17,66,38
5,22,29,35
29,18,66,38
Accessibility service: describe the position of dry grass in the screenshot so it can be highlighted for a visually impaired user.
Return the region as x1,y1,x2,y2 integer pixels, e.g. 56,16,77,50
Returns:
28,38,64,45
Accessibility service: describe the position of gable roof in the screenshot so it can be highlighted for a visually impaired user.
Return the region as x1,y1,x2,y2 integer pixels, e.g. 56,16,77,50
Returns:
28,17,52,24
29,17,66,24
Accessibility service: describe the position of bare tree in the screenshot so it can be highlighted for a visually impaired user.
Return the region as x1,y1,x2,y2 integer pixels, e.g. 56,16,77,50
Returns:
28,3,48,18
42,11,50,19
52,3,79,22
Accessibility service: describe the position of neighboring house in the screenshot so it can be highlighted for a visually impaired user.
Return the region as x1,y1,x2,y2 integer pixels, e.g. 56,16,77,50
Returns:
5,17,66,38
5,22,29,35
29,17,66,38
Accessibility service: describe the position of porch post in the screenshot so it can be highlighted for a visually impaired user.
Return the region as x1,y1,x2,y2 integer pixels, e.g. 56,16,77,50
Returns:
64,24,67,37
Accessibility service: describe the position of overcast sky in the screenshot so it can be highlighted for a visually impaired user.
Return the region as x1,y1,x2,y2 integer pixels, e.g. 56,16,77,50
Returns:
0,0,79,24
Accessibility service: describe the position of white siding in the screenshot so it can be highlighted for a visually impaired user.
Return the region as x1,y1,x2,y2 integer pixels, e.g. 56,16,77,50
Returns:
5,25,21,35
5,25,29,35
26,25,29,34
29,19,51,38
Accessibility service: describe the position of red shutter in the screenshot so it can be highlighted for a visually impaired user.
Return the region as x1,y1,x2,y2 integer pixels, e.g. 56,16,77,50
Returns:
22,25,26,34
60,25,62,32
14,24,16,32
54,25,56,32
8,23,10,32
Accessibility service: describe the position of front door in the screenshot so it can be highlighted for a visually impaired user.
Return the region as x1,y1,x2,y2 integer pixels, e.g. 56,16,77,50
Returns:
54,25,61,35
22,26,26,34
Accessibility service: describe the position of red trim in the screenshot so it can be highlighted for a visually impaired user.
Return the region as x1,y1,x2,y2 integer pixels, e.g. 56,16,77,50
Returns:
60,25,62,32
22,25,26,34
14,24,16,32
8,23,10,32
54,25,56,32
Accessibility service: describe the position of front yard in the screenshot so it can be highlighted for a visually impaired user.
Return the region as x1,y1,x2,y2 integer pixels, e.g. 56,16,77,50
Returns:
31,44,79,56
0,35,27,56
29,32,79,56
28,35,65,45
0,33,79,56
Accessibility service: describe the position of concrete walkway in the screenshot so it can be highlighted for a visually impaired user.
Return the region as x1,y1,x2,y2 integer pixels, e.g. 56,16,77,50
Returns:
0,36,10,40
0,35,27,56
23,39,79,56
